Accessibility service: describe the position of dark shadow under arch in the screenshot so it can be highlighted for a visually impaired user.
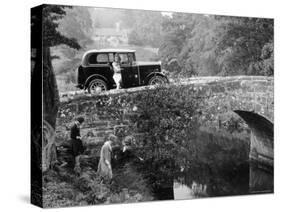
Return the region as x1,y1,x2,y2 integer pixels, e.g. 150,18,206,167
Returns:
234,110,273,140
234,110,274,193
234,110,273,166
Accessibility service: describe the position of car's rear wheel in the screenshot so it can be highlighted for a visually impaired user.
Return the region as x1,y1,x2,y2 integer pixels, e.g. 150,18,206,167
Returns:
88,79,108,94
148,75,168,85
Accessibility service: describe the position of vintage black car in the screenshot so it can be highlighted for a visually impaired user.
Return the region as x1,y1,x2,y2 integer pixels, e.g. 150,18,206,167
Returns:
76,49,168,93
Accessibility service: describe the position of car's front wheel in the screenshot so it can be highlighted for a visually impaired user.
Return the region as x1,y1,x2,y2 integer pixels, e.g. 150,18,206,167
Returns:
87,79,108,94
148,75,168,85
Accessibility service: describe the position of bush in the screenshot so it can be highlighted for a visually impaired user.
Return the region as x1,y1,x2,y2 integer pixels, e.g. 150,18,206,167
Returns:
128,85,202,165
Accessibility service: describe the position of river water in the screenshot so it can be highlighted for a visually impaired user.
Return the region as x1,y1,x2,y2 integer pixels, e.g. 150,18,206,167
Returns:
141,129,273,200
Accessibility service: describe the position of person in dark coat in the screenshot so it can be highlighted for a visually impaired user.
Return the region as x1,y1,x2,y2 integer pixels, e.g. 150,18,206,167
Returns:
70,117,85,171
114,136,143,168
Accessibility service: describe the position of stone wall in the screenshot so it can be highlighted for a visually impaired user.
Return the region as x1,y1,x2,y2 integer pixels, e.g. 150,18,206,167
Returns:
188,76,274,124
56,76,274,146
57,89,141,145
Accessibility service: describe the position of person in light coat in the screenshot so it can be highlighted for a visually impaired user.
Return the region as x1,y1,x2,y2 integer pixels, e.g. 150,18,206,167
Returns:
97,134,117,180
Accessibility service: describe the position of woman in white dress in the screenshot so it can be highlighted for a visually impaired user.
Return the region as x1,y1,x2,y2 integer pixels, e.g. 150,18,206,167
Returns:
112,54,121,89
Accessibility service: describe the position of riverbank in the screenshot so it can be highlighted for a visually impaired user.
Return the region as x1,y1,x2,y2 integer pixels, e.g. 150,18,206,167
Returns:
43,160,153,208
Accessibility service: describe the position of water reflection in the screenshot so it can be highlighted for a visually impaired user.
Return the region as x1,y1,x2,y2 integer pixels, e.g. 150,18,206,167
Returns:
249,161,273,193
151,129,251,199
138,129,273,200
173,181,194,200
173,180,207,200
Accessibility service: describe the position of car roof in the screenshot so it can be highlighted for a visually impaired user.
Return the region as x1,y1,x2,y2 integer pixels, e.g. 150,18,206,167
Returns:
81,49,136,66
84,49,136,54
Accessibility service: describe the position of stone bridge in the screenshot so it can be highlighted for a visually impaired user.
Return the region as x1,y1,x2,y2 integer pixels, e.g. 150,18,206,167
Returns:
178,76,273,122
60,76,273,120
178,76,274,187
58,76,274,173
181,76,274,170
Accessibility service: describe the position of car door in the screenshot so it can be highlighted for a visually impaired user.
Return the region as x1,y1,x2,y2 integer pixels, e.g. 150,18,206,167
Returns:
119,53,139,88
85,53,113,80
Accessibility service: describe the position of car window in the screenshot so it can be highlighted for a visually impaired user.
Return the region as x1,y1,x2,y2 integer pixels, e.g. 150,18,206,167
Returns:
128,53,136,64
88,54,97,64
119,53,129,65
109,53,114,62
96,54,109,64
88,53,109,65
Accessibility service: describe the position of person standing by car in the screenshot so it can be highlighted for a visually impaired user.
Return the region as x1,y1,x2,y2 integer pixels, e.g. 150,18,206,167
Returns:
70,117,85,172
112,53,122,89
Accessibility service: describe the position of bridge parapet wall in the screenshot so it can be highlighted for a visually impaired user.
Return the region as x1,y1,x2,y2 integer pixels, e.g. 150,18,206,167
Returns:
57,76,273,145
187,76,274,123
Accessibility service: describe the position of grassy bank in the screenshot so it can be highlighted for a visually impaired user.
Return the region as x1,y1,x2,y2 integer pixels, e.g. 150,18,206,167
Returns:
43,164,153,207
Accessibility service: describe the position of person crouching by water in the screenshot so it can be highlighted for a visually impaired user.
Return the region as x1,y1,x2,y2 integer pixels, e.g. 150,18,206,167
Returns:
112,53,121,89
97,134,118,181
70,117,85,172
122,136,143,163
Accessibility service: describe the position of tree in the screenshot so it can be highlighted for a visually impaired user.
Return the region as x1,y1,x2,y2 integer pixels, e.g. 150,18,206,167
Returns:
158,13,198,77
125,10,163,48
248,41,273,76
32,5,81,172
42,4,80,127
91,7,124,28
215,17,274,76
180,15,223,76
57,6,93,49
52,7,94,88
158,13,274,77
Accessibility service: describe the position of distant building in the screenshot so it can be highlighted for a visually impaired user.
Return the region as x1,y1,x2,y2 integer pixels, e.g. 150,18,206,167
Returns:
93,22,130,47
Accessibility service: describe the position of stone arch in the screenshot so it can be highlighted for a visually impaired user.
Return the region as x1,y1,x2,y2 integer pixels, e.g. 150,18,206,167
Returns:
234,110,273,167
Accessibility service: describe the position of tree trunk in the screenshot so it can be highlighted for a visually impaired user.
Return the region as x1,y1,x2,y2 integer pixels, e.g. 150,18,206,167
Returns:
42,46,60,171
43,47,60,128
